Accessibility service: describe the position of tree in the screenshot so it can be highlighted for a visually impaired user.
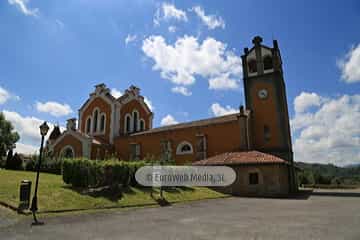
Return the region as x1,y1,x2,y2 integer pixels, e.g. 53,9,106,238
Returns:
5,148,13,168
0,112,20,158
6,152,23,170
297,170,315,186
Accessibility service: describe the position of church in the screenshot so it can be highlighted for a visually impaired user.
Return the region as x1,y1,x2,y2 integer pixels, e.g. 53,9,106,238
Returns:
48,36,297,196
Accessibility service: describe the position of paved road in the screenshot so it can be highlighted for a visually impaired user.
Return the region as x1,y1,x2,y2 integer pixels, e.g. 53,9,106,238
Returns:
0,206,19,230
1,189,360,240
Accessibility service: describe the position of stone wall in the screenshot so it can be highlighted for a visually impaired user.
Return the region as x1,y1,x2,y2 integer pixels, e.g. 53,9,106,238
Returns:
218,164,289,196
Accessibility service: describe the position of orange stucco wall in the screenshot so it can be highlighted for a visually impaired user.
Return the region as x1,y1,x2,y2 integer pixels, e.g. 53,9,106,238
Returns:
250,82,282,149
80,97,112,144
53,135,83,158
119,99,152,134
114,119,242,164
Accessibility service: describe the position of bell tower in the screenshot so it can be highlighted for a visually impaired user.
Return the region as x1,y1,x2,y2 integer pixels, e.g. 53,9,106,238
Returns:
242,36,296,192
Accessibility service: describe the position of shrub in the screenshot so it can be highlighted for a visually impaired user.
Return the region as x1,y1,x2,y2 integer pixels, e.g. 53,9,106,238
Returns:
61,158,147,188
25,158,36,171
313,172,332,185
41,157,63,174
62,159,73,185
24,155,63,174
5,152,23,170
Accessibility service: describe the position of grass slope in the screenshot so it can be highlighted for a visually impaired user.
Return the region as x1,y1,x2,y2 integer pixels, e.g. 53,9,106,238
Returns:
0,169,226,213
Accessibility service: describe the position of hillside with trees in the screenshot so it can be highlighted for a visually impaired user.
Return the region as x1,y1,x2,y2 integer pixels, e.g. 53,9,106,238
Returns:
296,162,360,187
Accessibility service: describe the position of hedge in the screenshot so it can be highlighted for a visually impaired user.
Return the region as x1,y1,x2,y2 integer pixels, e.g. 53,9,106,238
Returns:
62,158,147,188
25,157,63,175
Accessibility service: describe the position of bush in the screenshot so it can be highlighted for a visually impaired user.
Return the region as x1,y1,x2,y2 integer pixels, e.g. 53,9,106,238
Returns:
25,158,36,171
41,157,63,174
313,172,332,185
62,158,147,188
5,152,23,170
297,170,314,186
24,155,63,175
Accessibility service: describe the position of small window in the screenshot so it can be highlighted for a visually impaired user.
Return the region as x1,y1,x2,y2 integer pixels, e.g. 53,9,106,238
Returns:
140,119,145,131
249,172,259,185
86,117,91,134
176,141,193,155
93,109,99,132
195,135,207,160
264,125,271,142
248,59,257,73
263,56,273,70
130,143,141,160
133,111,138,132
125,115,131,133
161,140,172,162
100,114,105,133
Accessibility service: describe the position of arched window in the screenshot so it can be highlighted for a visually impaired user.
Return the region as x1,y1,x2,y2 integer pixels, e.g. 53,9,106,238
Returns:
263,55,273,70
140,119,145,131
133,110,138,132
93,109,99,133
86,117,91,134
125,115,131,134
176,141,193,155
264,125,271,142
181,144,191,152
248,59,257,73
100,114,106,133
61,146,74,159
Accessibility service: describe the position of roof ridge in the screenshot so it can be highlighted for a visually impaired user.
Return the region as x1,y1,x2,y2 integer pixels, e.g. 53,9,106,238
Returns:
131,113,240,136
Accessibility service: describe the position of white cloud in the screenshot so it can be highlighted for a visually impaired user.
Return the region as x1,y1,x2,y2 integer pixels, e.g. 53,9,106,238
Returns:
291,93,360,166
2,110,65,155
161,114,178,126
154,3,187,26
171,86,192,96
142,35,242,90
55,19,64,29
294,92,322,113
125,34,137,45
168,26,176,33
111,88,122,98
192,6,225,30
153,7,161,26
144,97,154,111
36,101,73,117
15,142,39,155
8,0,39,17
3,110,49,143
163,3,187,21
208,73,239,90
0,86,20,104
338,44,360,83
0,87,10,104
210,103,238,117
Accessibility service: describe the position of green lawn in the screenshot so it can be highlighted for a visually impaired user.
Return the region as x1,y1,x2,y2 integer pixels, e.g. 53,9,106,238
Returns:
0,169,227,213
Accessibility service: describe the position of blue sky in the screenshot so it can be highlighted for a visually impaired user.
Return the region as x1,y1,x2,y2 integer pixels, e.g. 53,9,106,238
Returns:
0,0,359,165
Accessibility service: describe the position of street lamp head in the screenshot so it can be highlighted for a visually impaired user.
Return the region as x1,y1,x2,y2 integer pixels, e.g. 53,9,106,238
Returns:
39,122,50,137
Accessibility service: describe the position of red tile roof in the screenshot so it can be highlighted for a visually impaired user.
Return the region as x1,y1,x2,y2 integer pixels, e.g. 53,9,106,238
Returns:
131,113,243,136
192,151,288,166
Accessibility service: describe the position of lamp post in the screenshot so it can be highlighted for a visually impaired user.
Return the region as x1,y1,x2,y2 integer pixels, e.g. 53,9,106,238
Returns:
30,121,49,225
